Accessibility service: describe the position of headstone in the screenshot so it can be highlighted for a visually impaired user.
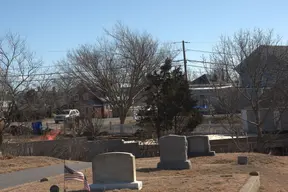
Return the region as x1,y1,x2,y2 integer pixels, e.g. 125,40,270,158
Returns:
50,185,60,192
157,134,191,170
90,152,142,191
238,156,248,165
187,135,216,157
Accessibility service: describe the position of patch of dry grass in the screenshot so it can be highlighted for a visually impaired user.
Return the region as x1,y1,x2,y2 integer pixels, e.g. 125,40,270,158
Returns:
1,153,287,192
0,156,65,174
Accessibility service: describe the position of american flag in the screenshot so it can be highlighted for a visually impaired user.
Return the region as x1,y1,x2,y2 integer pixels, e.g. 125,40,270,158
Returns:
64,165,90,191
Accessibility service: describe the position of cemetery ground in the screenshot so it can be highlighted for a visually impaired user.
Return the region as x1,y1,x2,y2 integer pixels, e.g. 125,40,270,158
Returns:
1,153,287,192
0,155,67,174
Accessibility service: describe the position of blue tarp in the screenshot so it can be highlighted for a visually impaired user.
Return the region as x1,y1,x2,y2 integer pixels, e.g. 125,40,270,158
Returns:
193,105,208,109
32,121,42,135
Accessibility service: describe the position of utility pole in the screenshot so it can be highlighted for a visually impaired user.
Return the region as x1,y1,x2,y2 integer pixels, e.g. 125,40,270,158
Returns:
173,40,190,80
182,40,188,80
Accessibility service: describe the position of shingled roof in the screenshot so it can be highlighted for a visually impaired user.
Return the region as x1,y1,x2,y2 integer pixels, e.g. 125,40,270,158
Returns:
191,74,211,84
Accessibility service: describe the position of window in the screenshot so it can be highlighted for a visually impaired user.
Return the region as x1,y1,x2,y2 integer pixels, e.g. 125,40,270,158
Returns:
86,107,89,114
74,94,79,101
200,95,206,106
59,110,70,115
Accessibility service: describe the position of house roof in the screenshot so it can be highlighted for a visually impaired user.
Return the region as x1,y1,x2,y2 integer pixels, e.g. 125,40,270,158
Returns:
235,45,288,73
191,74,211,84
73,83,109,103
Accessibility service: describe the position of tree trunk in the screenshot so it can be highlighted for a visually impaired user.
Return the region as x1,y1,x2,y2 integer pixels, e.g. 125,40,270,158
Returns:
156,121,161,140
253,102,264,152
0,131,3,155
174,116,177,134
255,111,264,151
255,113,263,138
0,132,3,147
119,115,126,135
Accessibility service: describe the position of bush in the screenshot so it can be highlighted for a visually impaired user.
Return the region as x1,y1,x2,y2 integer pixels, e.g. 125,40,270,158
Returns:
76,117,104,138
9,124,32,136
134,129,150,140
98,131,109,136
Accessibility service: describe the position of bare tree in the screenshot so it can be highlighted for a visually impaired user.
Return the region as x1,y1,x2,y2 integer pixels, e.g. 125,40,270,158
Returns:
0,32,42,146
52,74,78,111
187,67,203,82
206,28,288,151
17,72,55,121
58,23,175,133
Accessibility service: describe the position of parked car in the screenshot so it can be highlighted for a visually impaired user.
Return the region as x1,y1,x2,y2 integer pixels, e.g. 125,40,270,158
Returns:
54,109,80,124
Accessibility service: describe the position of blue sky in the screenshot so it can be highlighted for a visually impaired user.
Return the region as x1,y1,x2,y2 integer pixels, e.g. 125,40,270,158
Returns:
1,0,288,75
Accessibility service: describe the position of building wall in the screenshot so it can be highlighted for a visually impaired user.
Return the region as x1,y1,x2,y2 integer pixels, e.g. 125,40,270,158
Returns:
72,91,112,118
241,108,288,133
190,85,236,114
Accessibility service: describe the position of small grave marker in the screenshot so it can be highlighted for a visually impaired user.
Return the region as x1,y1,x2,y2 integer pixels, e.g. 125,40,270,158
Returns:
238,156,248,165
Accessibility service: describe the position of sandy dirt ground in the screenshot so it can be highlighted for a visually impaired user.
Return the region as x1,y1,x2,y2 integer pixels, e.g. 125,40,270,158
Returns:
0,156,66,174
1,153,287,192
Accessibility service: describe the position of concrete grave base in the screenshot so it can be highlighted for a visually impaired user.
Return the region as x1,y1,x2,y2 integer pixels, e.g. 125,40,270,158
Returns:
157,160,191,170
188,151,216,157
90,181,143,191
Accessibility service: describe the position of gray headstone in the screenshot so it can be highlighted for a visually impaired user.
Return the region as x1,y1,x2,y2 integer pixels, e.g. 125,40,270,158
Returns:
50,185,59,192
187,135,216,157
238,156,248,165
90,152,142,191
157,134,191,170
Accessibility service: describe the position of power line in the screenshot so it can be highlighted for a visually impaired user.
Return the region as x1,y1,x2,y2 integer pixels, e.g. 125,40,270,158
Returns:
187,59,229,66
30,48,232,70
186,49,237,56
0,59,232,78
1,66,129,78
0,47,248,78
186,49,215,54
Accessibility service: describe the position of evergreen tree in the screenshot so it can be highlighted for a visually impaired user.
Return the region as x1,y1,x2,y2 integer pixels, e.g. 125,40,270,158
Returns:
137,58,202,139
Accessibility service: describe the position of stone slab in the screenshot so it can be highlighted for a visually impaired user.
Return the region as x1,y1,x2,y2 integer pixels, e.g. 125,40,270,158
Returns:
187,135,211,153
159,135,188,162
157,135,191,170
92,152,136,184
90,181,142,191
239,173,260,192
157,160,191,170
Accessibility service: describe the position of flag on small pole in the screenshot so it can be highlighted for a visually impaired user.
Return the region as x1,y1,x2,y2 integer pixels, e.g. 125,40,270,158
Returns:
64,159,66,192
64,164,90,191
